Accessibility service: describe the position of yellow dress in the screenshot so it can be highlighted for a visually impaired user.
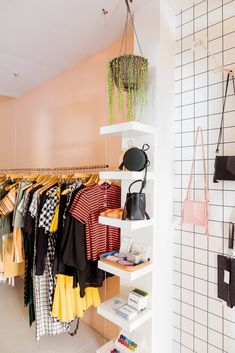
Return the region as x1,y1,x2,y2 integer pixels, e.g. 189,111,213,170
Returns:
52,274,101,322
2,234,24,278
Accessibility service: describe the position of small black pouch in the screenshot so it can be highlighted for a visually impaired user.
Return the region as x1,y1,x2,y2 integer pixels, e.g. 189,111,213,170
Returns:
217,223,235,308
214,156,235,183
214,72,235,183
119,144,150,171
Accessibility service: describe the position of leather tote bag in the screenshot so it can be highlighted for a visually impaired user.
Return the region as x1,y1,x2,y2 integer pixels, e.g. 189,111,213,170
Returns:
181,127,209,234
214,72,235,183
218,222,235,308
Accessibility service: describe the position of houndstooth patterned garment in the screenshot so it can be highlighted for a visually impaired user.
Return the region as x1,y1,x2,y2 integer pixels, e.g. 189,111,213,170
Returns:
30,189,70,341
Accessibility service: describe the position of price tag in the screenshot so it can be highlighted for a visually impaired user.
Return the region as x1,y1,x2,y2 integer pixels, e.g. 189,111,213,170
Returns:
224,270,230,284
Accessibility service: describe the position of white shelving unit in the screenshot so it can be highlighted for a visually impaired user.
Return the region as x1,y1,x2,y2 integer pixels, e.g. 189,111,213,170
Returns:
97,301,152,332
98,261,153,281
99,216,154,231
99,170,154,181
97,121,155,353
100,121,156,137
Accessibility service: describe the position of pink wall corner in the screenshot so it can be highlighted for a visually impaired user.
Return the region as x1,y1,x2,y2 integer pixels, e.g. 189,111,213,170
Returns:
0,97,15,168
0,34,133,170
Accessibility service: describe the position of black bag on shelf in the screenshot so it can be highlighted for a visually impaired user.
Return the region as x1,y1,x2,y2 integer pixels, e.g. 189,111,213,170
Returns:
217,222,235,308
122,179,150,221
214,72,235,183
119,143,150,171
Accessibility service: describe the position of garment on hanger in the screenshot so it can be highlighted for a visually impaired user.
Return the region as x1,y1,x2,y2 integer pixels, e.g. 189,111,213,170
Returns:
52,275,101,322
70,183,121,261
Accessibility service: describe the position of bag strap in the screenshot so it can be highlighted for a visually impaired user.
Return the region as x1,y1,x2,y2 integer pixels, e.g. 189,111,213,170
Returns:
216,72,235,154
128,164,148,194
142,143,150,152
186,127,208,201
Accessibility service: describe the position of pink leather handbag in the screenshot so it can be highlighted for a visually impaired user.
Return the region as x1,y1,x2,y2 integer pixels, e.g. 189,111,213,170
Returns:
181,127,209,234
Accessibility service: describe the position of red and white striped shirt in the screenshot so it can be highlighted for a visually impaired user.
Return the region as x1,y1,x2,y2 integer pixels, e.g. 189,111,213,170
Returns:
70,183,121,261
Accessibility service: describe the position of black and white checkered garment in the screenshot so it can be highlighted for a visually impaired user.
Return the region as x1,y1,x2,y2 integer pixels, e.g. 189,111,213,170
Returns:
30,190,70,341
38,187,59,233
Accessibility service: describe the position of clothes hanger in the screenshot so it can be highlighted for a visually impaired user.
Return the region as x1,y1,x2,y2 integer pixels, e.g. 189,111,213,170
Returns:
26,174,47,192
0,175,6,183
39,175,59,195
98,177,112,186
5,178,22,191
84,174,98,186
61,174,78,195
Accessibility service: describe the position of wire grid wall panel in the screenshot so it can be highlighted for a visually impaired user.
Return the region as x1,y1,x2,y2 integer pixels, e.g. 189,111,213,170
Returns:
173,0,235,352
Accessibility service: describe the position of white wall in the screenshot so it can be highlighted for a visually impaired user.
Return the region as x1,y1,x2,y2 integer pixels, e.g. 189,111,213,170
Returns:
173,1,235,352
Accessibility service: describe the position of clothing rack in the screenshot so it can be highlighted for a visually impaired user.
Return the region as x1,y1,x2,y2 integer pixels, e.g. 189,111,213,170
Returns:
0,164,109,174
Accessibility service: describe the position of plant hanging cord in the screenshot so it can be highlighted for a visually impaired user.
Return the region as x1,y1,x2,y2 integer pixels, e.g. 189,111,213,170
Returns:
119,10,129,55
120,0,144,57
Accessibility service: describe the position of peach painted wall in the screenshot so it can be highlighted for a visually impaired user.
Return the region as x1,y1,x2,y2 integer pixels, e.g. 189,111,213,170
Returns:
0,35,133,339
0,34,133,169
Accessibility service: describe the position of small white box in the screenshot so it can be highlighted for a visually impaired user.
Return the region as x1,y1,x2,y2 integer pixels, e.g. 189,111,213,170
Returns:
128,291,144,312
117,305,138,320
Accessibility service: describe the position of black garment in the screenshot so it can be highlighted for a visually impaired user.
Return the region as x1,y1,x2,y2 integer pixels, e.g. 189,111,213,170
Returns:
23,185,42,326
53,187,85,292
54,185,111,297
35,190,48,275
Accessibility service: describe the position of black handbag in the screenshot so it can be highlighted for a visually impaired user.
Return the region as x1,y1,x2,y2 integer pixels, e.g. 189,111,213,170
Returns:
217,222,235,308
119,143,150,171
122,178,150,221
214,72,235,183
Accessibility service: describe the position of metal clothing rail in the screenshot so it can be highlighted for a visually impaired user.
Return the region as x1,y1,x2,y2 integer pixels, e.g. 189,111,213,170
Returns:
0,164,109,174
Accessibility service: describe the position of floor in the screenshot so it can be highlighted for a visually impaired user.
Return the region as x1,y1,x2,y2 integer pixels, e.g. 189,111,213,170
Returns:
0,278,106,353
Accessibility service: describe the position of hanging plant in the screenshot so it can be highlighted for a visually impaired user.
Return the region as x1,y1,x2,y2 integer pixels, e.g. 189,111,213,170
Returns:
107,0,149,124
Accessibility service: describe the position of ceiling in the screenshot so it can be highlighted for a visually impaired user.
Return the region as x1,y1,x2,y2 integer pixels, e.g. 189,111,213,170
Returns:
0,0,148,97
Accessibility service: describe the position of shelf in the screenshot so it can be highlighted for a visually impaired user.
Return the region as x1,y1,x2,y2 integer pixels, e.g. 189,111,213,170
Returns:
100,121,156,137
99,216,154,231
97,300,152,332
99,170,154,181
98,260,153,281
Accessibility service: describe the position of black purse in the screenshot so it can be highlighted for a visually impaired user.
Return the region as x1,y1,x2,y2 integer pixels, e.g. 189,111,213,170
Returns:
217,222,235,308
119,143,150,171
214,72,235,183
122,176,150,221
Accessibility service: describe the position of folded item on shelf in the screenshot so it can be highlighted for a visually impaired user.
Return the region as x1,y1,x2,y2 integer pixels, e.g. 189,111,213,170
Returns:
105,295,127,310
100,208,124,219
117,304,138,320
126,252,142,265
118,259,134,266
106,255,121,262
